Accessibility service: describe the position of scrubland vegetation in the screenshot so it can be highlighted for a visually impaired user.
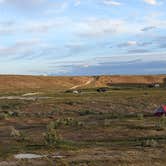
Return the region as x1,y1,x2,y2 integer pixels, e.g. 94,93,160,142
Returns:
0,82,166,165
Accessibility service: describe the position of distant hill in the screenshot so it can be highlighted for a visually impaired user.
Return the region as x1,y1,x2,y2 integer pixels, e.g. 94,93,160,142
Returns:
0,75,165,92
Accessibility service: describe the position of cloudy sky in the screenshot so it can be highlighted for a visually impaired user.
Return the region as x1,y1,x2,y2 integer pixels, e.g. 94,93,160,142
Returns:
0,0,166,75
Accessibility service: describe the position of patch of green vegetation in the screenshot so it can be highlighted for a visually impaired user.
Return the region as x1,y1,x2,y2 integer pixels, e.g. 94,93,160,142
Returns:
47,118,84,129
155,115,166,131
78,109,97,116
136,113,144,120
44,128,62,147
0,111,18,120
0,112,9,120
10,126,28,142
0,100,26,110
141,139,158,148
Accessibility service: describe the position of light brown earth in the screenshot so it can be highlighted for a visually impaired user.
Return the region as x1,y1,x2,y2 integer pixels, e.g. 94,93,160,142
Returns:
0,75,165,92
0,75,166,165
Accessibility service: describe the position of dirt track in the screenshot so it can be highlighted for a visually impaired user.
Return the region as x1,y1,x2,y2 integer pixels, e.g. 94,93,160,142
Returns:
70,77,95,89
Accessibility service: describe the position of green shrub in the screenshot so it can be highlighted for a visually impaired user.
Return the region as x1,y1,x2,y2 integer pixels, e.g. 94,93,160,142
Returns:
47,118,84,129
10,126,26,141
155,115,166,131
0,113,9,120
44,123,62,147
137,113,144,120
79,109,96,116
47,120,63,129
10,126,21,138
65,101,74,105
104,119,111,127
141,139,158,148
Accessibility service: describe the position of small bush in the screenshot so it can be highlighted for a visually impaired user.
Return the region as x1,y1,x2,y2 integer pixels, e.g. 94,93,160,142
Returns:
137,113,144,120
0,111,18,120
47,120,62,129
44,128,61,146
10,127,21,137
155,115,166,131
44,123,62,147
104,119,111,127
0,113,9,120
79,109,96,116
48,118,84,129
65,101,74,105
142,139,158,148
10,126,26,141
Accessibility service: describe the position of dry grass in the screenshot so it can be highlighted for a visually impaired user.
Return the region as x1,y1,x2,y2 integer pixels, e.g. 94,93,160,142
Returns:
0,77,166,165
0,75,165,92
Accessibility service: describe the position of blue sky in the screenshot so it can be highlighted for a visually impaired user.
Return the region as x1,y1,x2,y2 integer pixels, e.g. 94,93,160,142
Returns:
0,0,166,75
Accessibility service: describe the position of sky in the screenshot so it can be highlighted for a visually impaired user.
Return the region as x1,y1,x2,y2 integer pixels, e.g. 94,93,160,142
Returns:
0,0,166,75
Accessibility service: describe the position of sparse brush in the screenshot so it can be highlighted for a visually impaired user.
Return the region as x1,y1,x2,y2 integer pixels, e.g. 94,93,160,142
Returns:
10,126,26,141
48,118,84,129
0,113,9,120
104,119,111,127
65,101,74,105
43,128,62,147
78,109,96,116
47,121,57,129
155,115,166,131
10,126,21,138
44,122,62,147
137,113,144,120
142,139,158,148
56,159,70,166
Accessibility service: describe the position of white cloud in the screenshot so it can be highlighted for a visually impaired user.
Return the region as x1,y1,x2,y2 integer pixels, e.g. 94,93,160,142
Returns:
45,2,68,15
103,0,122,6
25,19,66,33
0,0,45,6
127,41,138,46
143,14,166,29
0,39,42,56
74,18,142,38
118,41,138,47
0,0,70,14
0,19,64,35
143,0,158,5
1,14,166,39
94,51,166,63
74,0,81,6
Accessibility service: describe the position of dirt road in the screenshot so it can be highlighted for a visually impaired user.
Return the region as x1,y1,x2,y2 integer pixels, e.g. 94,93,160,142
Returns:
70,77,94,90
